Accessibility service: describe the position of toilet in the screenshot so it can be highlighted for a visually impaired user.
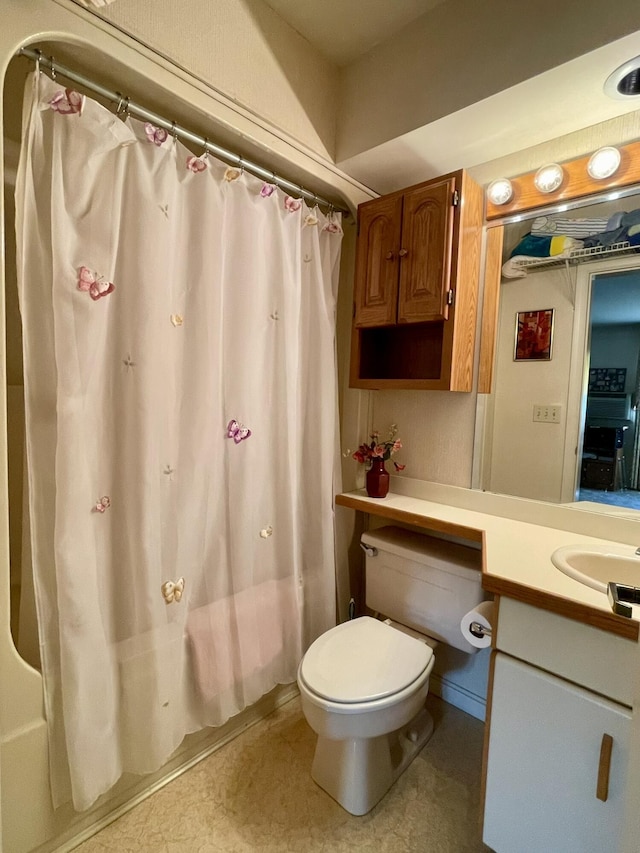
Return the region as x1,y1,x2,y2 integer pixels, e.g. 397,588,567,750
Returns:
297,525,484,815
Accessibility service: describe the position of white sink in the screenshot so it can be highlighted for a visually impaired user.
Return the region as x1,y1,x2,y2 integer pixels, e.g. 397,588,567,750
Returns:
551,544,640,594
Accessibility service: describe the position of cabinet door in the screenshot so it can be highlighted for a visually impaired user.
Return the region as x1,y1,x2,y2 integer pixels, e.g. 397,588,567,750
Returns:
398,178,455,323
484,653,631,853
354,194,403,328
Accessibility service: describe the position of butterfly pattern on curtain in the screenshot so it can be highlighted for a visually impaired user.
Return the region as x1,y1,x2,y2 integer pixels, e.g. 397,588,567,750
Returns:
15,70,343,811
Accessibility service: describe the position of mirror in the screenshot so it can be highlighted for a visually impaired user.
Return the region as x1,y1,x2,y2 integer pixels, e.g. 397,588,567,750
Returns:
475,191,640,516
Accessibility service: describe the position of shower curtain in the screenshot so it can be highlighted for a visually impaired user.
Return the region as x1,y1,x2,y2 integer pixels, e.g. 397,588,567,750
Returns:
15,71,343,811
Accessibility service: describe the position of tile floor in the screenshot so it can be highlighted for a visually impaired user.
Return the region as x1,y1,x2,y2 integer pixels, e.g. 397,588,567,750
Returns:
74,694,492,852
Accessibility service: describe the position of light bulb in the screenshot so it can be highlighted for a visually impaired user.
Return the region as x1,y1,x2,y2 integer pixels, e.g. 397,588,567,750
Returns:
587,147,621,180
534,163,564,194
487,178,513,206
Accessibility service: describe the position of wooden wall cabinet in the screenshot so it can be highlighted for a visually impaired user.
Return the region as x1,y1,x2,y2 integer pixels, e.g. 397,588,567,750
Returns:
350,169,483,391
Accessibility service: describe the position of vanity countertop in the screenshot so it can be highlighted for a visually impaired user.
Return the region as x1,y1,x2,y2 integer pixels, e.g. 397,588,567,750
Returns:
336,489,639,641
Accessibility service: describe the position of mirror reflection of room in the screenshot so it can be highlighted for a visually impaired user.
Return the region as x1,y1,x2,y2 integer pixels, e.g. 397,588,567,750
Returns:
484,194,640,512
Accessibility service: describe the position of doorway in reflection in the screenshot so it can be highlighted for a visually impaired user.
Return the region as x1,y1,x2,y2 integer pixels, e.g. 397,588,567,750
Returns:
577,269,640,509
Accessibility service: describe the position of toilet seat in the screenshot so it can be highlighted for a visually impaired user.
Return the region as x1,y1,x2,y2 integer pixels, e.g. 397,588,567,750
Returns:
299,616,433,704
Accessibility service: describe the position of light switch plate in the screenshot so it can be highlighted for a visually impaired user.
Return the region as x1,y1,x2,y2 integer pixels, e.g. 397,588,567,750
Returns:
533,404,562,423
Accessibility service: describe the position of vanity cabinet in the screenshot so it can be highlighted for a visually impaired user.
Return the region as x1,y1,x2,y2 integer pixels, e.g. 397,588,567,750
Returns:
483,597,635,853
350,170,483,391
484,653,630,853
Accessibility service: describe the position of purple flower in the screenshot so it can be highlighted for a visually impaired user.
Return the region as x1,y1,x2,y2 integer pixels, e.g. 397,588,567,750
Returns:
186,156,207,173
284,196,302,212
144,123,168,146
49,89,84,115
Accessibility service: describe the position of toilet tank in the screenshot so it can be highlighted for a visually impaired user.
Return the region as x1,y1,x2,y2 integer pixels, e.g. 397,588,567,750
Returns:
362,526,484,653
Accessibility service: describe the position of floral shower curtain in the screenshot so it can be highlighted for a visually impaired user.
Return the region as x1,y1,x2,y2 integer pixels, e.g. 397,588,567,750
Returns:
15,71,342,811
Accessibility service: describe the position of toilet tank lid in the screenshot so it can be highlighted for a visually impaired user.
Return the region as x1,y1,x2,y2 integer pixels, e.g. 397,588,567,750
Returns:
299,616,433,704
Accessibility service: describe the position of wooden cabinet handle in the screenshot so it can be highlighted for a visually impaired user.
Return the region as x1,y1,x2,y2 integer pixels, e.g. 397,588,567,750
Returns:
596,733,613,802
398,248,409,257
385,252,395,260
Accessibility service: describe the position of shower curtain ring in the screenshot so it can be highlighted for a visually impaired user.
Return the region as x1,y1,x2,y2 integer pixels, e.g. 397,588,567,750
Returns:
34,49,42,76
49,55,56,80
171,121,177,142
119,96,130,121
202,138,209,158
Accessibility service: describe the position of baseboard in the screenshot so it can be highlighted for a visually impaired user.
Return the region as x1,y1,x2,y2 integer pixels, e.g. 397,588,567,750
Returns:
430,673,486,722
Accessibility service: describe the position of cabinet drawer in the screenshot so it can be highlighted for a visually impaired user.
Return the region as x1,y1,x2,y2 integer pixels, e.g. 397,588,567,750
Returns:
496,597,634,706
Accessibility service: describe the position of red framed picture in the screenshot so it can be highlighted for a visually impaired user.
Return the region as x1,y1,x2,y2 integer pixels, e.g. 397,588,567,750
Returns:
514,309,554,361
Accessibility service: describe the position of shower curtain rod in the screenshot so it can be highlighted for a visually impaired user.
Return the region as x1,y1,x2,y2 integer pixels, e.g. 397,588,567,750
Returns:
18,47,348,214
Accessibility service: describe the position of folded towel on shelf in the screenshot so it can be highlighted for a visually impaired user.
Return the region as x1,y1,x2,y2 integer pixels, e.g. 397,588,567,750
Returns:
531,215,609,238
606,211,626,231
502,256,531,279
509,233,583,259
582,208,640,248
502,238,584,279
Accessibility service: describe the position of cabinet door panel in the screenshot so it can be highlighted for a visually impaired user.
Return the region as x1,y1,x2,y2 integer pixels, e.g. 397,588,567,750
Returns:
398,178,455,324
484,653,631,853
354,195,403,328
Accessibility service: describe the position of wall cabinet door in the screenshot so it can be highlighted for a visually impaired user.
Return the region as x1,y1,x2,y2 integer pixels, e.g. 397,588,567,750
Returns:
397,177,455,324
484,653,631,853
349,169,483,391
354,194,403,328
354,178,455,328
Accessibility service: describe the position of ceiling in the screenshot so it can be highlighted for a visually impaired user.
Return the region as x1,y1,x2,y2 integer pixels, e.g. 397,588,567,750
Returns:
261,0,447,66
336,29,640,192
259,3,640,192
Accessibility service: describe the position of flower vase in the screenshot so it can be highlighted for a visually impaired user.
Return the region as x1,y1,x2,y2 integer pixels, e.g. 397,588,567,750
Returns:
366,458,390,498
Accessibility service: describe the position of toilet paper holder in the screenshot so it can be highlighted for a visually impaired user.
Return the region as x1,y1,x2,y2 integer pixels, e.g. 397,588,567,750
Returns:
469,621,492,639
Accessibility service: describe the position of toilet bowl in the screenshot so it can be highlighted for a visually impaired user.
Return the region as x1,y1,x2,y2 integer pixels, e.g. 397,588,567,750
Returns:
297,525,484,815
297,616,436,815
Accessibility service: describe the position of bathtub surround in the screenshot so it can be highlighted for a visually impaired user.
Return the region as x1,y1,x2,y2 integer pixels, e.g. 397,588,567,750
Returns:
15,69,342,811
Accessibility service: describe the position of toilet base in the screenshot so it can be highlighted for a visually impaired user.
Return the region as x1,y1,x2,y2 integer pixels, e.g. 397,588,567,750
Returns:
310,707,434,816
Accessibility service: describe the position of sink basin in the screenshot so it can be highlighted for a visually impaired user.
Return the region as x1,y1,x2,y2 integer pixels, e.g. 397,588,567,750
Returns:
551,544,640,594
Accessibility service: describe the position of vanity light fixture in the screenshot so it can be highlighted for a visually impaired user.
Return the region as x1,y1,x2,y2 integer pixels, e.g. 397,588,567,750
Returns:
486,178,513,206
587,146,621,180
604,56,640,99
534,163,564,194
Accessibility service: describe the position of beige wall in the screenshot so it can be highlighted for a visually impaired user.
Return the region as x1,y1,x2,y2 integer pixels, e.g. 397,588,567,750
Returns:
337,0,640,164
488,268,574,503
469,111,640,188
95,0,340,161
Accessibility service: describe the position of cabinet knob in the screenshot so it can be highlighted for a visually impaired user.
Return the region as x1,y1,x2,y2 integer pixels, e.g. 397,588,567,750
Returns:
385,252,395,260
398,248,409,257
